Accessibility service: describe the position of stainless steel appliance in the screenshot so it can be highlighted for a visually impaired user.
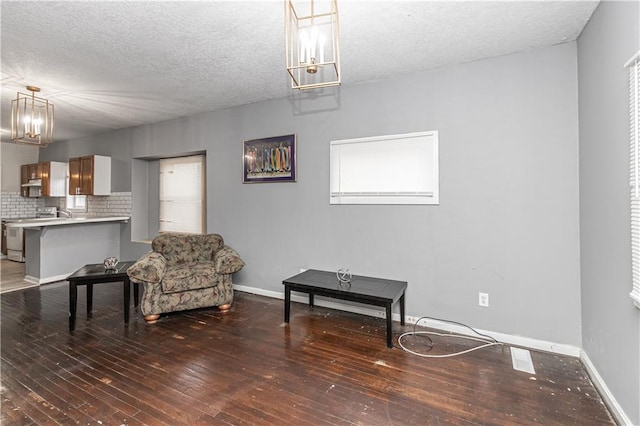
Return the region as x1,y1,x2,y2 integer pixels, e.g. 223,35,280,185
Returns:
6,224,25,262
36,207,57,218
6,207,57,262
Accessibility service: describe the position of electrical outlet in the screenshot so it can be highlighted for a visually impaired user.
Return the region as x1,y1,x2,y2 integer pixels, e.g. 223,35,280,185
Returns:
479,292,489,307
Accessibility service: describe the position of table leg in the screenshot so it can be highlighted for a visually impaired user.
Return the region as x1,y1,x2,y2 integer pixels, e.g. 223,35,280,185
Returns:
400,293,406,326
284,285,291,323
309,293,314,308
86,284,93,318
385,303,393,348
69,282,77,331
133,282,139,308
123,278,131,324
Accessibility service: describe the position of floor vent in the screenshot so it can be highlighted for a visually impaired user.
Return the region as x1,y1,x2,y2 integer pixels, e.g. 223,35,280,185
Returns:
511,347,536,374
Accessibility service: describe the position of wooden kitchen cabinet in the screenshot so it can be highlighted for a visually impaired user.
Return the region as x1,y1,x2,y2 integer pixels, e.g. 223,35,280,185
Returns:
27,163,42,180
21,162,43,197
20,161,67,197
68,155,111,196
20,165,29,197
80,156,94,194
68,157,80,195
40,162,51,196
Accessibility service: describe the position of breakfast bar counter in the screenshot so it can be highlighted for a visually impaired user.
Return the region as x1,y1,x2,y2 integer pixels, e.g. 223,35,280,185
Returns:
6,217,130,284
5,216,129,229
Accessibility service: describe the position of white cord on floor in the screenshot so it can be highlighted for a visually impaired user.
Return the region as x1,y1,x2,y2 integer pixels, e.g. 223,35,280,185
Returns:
398,330,503,358
397,315,504,358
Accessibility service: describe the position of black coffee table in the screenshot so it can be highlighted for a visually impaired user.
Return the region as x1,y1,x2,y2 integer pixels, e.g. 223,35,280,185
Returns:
283,269,407,348
67,260,139,331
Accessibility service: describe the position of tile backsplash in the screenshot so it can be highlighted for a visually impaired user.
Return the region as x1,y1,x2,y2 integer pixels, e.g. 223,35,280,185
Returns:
0,192,45,219
87,192,131,217
1,192,131,220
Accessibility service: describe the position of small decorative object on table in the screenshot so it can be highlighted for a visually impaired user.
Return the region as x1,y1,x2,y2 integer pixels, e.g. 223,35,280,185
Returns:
103,257,119,271
336,268,352,286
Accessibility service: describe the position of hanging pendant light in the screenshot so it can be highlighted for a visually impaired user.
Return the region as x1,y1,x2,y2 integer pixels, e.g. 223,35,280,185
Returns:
285,0,340,90
10,86,54,147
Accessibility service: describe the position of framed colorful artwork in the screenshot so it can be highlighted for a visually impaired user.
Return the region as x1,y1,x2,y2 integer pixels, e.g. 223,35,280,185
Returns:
243,134,297,183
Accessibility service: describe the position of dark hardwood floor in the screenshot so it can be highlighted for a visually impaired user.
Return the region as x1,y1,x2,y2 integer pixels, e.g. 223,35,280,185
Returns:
1,281,614,425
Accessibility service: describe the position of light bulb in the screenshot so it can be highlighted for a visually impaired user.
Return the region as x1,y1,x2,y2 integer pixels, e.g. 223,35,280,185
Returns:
318,34,326,64
309,26,318,61
299,32,309,64
33,118,42,135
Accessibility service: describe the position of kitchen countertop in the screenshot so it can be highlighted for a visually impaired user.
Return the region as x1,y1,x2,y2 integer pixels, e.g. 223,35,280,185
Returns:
2,217,37,222
5,216,130,228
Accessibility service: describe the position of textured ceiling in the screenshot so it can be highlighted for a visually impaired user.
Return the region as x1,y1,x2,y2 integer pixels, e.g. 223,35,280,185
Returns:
0,0,599,143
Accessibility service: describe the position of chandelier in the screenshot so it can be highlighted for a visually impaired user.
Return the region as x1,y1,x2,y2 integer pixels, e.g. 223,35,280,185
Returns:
285,0,340,90
10,86,54,147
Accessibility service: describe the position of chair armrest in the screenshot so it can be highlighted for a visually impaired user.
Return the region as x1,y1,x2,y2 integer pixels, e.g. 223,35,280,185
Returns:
127,252,167,284
214,246,245,274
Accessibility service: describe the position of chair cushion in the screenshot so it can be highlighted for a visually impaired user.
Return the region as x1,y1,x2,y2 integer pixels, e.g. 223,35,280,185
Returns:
152,233,224,265
160,261,218,294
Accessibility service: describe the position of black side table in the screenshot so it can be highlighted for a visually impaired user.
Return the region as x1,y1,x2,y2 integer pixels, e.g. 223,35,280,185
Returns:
67,260,139,331
283,269,407,348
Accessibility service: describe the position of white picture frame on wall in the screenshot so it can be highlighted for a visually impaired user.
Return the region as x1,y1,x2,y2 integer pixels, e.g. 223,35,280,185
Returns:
329,131,439,205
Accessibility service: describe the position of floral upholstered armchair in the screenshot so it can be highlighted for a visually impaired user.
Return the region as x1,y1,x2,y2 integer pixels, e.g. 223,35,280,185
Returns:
127,233,245,324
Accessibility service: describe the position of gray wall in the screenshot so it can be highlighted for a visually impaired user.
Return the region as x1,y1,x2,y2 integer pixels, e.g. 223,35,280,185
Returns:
41,42,583,346
577,1,640,423
1,143,39,191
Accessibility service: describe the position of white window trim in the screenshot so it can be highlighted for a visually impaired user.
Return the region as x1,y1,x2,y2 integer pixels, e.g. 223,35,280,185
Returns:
330,131,439,205
626,50,640,309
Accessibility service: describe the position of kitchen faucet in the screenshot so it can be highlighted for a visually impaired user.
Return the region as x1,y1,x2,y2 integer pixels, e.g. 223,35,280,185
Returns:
58,209,72,218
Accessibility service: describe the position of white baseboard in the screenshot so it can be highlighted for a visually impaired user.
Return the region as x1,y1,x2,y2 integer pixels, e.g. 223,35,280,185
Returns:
233,283,581,356
405,315,581,357
580,350,633,426
24,274,69,285
23,275,40,284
